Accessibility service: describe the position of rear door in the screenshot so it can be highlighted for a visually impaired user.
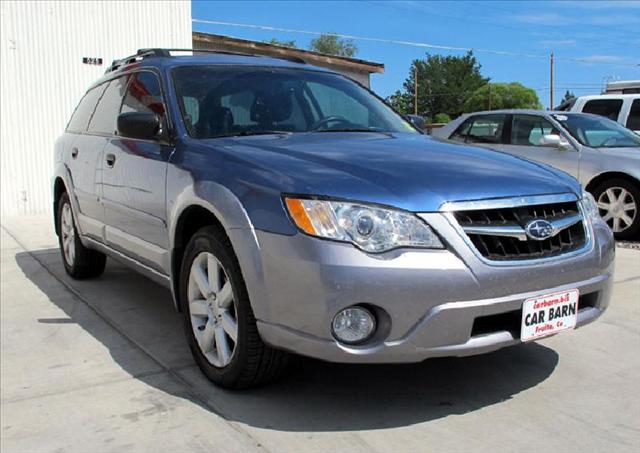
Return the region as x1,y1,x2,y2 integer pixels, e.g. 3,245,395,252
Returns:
101,70,173,272
65,83,108,240
499,114,579,178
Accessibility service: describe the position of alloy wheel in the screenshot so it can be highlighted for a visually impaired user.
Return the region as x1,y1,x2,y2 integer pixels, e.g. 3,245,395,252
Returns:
597,187,637,233
187,251,238,368
60,203,76,266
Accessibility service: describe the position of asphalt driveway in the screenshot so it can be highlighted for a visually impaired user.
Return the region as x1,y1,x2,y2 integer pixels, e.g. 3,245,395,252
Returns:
1,216,639,452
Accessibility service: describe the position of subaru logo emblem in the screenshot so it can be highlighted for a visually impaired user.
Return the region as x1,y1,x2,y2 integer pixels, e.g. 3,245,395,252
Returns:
525,219,554,241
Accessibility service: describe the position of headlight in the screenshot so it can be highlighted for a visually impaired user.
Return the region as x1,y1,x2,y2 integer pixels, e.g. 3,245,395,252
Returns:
284,197,443,252
581,190,600,223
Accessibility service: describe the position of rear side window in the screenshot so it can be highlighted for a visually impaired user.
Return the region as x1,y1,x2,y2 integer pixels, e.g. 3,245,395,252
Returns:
66,84,107,133
626,99,640,131
451,114,507,144
582,99,623,121
88,76,128,135
121,72,166,120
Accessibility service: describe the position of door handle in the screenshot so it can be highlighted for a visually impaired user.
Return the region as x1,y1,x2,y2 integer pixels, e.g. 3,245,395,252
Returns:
105,153,116,168
71,147,78,159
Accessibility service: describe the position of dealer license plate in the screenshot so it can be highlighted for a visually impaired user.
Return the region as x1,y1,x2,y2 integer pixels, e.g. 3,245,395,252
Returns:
521,289,579,341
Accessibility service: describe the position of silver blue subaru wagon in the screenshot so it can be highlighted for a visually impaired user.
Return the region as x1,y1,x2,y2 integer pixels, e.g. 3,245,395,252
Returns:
53,49,615,388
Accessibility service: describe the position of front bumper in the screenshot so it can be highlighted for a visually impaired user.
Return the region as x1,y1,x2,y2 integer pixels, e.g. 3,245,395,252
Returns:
229,211,615,363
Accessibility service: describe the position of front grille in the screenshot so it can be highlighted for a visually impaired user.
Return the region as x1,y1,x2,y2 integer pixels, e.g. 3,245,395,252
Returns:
454,200,586,261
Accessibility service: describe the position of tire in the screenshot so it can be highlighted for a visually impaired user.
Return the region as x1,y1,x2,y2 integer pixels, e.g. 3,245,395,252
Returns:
57,192,107,279
179,226,288,389
591,178,640,240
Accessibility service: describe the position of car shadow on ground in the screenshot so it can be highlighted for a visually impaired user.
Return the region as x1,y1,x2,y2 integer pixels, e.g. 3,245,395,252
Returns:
16,250,559,432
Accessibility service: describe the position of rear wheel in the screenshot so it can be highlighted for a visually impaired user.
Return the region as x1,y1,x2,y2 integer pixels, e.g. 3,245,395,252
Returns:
179,226,288,389
592,178,640,240
57,192,106,279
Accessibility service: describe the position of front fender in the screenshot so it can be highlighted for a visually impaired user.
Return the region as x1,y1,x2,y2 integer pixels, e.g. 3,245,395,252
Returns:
167,171,270,318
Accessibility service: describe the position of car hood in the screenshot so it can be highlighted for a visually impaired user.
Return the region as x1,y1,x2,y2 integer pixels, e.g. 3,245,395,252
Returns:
204,132,581,212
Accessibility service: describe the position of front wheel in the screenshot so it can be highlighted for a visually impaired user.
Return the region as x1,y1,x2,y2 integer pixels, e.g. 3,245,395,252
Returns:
592,178,640,240
179,226,288,389
57,192,106,279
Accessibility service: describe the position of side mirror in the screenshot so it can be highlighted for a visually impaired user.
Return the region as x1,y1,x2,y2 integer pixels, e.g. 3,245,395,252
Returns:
117,112,161,140
539,134,573,150
406,114,426,131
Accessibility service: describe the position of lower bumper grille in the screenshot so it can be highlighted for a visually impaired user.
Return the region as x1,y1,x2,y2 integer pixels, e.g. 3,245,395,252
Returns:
470,291,600,338
454,200,587,261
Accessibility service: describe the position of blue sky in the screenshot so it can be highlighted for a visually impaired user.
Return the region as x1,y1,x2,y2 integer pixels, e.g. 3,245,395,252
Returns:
192,0,640,108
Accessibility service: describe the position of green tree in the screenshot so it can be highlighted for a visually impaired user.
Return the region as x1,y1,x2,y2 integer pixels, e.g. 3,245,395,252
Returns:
265,38,297,49
433,113,452,123
463,82,542,112
386,90,413,114
309,34,357,57
399,51,488,119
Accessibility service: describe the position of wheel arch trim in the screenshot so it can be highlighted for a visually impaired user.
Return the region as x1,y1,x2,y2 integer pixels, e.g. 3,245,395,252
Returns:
585,171,640,194
168,182,267,315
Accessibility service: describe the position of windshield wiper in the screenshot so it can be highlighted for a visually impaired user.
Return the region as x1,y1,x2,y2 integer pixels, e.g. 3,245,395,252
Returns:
211,130,293,138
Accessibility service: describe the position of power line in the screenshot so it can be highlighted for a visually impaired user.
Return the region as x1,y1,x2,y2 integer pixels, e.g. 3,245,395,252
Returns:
364,0,638,45
192,18,639,68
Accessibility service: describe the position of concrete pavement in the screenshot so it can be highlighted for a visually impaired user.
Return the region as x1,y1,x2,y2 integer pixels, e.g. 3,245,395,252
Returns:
1,215,639,452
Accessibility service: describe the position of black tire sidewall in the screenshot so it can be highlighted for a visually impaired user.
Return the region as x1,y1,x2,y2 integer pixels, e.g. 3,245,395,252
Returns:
591,178,640,239
178,227,251,386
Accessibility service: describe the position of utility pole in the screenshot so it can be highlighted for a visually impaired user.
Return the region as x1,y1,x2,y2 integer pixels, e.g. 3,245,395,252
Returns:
414,65,418,115
549,52,554,110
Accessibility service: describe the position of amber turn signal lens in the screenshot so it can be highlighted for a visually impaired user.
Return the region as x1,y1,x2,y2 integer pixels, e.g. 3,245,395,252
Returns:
285,198,316,235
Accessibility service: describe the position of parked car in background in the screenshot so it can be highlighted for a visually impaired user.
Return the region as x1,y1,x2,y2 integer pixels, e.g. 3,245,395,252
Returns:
54,50,614,389
432,110,640,239
556,94,640,134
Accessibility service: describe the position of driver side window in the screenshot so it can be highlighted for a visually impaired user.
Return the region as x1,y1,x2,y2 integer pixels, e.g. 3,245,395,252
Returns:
511,115,559,147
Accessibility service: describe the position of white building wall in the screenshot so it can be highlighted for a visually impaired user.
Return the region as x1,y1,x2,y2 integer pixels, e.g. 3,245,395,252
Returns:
0,0,191,217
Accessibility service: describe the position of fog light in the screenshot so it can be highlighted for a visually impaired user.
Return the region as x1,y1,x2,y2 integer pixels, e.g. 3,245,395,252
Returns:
332,306,376,344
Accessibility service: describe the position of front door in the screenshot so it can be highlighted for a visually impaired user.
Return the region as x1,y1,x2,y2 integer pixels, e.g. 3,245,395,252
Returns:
498,114,580,179
101,71,172,273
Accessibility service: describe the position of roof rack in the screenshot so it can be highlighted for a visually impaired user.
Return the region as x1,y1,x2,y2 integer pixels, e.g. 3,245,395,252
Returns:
105,48,307,74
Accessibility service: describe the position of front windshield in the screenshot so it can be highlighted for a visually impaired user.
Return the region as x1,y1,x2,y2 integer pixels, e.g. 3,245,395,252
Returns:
552,113,640,148
172,65,416,138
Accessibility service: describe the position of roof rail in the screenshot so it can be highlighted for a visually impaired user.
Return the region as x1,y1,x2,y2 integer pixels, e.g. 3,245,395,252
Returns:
105,49,169,73
105,48,307,73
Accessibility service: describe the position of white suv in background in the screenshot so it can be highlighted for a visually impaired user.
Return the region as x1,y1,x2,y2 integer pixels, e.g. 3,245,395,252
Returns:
557,94,640,134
